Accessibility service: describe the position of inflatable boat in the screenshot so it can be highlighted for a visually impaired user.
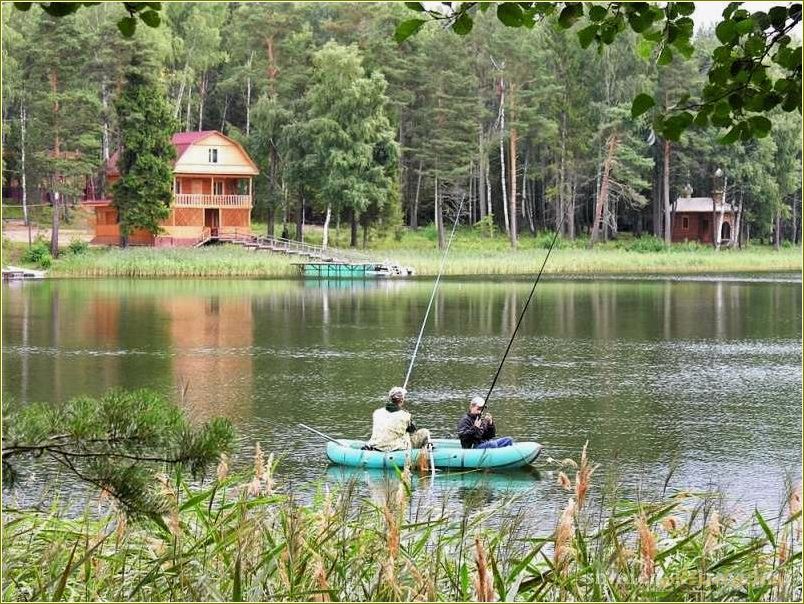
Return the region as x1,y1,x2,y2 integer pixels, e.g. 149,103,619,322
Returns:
326,438,542,470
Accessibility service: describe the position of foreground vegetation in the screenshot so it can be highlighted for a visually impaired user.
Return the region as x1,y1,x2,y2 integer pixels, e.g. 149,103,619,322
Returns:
2,443,801,602
4,229,800,278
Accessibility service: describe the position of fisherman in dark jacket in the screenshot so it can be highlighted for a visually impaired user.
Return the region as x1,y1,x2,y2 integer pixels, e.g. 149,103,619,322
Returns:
457,396,514,449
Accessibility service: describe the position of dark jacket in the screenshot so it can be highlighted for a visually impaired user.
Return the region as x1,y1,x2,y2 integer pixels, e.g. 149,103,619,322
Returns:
457,413,496,449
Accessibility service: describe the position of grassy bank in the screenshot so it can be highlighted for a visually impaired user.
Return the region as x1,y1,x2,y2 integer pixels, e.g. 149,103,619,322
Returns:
3,230,801,278
3,446,801,601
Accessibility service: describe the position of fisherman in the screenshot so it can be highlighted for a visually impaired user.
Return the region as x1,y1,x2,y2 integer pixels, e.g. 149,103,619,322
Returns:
365,387,431,452
457,396,514,449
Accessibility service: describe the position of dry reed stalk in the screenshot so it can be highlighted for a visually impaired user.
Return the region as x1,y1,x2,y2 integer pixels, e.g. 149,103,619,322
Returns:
636,513,657,583
557,471,572,491
661,516,679,533
703,510,721,555
114,511,127,549
311,556,331,602
155,472,180,537
777,540,789,565
253,442,266,480
574,440,598,512
263,452,276,495
383,504,400,559
216,453,229,482
554,498,576,577
789,483,802,540
472,536,496,602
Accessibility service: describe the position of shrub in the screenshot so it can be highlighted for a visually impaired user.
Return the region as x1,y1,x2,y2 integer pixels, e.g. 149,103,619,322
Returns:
20,239,52,269
471,214,497,239
67,238,89,255
627,235,667,253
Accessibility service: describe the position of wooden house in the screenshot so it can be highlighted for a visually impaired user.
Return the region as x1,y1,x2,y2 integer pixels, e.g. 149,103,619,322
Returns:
84,131,259,246
671,194,736,245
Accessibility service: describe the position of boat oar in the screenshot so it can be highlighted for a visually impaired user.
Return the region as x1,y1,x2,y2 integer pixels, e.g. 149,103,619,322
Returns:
299,423,343,445
482,225,561,415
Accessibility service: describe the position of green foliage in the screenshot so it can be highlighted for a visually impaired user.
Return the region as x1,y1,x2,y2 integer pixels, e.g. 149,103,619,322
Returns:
20,238,53,268
473,214,497,238
625,234,667,252
2,448,800,601
2,388,234,518
13,2,163,38
66,238,88,255
402,2,802,142
112,42,177,240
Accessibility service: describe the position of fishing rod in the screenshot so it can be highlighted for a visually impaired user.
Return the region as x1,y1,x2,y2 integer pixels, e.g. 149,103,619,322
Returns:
402,195,466,391
482,226,561,411
299,423,343,445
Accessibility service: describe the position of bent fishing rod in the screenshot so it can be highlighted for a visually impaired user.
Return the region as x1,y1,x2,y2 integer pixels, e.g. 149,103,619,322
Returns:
481,225,561,414
402,195,465,391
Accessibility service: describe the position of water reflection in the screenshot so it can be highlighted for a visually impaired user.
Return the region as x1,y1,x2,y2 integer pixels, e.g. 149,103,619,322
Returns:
2,276,801,521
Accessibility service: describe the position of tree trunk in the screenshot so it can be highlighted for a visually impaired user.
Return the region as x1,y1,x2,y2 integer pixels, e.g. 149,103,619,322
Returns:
322,203,332,250
185,84,193,131
350,209,358,247
173,61,189,119
567,173,576,239
478,128,487,220
508,82,517,248
498,78,509,235
362,220,368,249
591,133,619,245
197,71,208,131
50,190,60,258
20,103,29,227
716,176,727,250
485,157,492,217
101,80,111,162
663,138,671,244
774,207,781,250
245,51,254,136
557,111,567,234
267,206,275,239
735,189,744,249
435,173,445,249
411,159,422,229
295,190,304,242
220,95,229,131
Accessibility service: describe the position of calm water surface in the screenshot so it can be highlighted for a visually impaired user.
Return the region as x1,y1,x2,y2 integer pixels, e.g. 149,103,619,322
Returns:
3,276,801,523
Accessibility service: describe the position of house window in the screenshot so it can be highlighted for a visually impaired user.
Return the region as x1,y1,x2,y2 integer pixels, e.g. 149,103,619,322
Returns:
174,180,181,194
208,148,218,163
702,218,709,231
213,181,223,195
682,216,689,230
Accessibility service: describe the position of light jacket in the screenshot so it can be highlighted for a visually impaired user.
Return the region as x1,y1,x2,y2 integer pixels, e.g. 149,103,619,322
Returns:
366,407,414,452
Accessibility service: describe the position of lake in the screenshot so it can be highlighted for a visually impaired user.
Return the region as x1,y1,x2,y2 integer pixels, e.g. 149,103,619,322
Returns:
2,275,801,524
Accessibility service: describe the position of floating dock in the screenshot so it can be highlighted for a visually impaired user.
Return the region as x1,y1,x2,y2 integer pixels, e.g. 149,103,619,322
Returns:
296,262,414,279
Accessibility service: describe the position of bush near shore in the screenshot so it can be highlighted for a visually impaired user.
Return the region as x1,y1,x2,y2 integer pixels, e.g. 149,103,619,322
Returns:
2,443,801,602
3,229,801,278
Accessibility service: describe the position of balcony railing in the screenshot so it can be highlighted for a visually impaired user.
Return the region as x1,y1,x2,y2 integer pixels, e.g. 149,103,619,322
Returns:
174,194,252,208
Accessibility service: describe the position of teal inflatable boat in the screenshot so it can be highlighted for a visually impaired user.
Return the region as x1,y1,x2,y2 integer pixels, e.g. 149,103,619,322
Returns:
326,438,542,470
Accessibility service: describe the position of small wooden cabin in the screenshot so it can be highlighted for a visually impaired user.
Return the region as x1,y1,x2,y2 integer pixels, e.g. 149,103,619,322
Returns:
671,195,736,244
84,131,259,246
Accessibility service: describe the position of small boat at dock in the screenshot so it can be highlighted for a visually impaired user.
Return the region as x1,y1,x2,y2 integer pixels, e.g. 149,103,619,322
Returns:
2,265,46,281
327,438,542,470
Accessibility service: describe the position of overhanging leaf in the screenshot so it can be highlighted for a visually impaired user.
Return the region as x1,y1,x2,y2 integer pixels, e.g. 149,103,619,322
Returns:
139,9,161,28
394,18,426,43
452,12,473,35
631,93,656,118
117,16,137,37
577,24,599,49
497,3,524,27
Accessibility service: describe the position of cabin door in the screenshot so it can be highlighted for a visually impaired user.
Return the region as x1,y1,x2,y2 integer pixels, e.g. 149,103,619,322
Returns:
204,208,220,237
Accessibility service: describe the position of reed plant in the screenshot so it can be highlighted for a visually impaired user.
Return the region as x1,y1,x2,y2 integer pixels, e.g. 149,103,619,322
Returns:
3,444,800,601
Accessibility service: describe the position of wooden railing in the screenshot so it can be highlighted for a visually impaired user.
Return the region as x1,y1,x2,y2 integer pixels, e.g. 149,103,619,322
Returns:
174,194,252,208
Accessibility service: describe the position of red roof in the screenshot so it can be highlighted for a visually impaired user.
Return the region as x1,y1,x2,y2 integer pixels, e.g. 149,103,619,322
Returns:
106,131,220,177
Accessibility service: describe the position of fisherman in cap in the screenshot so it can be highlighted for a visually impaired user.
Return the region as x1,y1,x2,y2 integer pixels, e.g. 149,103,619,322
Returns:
365,386,431,452
456,396,514,449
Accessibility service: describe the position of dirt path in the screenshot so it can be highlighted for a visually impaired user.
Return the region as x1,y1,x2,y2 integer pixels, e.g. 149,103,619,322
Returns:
2,222,93,246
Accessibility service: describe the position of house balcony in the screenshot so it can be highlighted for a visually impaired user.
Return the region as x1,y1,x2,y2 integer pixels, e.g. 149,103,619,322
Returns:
173,194,252,208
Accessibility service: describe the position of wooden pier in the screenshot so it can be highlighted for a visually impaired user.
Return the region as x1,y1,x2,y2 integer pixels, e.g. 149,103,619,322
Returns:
222,234,414,278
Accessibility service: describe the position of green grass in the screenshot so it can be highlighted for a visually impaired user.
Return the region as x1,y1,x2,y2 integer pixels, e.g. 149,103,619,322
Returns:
4,227,800,278
2,445,801,601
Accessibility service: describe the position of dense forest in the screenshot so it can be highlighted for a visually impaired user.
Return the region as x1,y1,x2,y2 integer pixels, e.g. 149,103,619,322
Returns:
2,2,801,248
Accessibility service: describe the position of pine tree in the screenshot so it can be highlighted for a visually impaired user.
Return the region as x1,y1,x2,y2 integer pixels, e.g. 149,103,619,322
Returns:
112,43,177,244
